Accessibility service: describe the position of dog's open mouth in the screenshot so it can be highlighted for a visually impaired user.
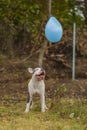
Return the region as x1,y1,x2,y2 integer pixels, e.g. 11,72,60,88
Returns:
36,72,45,80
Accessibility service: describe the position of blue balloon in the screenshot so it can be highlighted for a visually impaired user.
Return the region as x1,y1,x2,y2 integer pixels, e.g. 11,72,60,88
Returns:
45,16,63,43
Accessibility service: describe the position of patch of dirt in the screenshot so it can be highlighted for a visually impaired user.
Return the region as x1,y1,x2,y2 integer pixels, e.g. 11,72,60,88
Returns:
46,79,87,99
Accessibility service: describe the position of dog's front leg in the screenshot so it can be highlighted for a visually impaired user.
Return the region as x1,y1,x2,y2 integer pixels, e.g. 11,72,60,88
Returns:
25,92,32,113
40,94,46,112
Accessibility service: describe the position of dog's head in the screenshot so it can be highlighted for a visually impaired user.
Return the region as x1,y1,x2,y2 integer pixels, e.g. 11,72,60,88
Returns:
28,67,45,80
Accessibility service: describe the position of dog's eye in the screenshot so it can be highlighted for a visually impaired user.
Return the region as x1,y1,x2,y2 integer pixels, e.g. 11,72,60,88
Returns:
33,68,39,73
41,68,44,71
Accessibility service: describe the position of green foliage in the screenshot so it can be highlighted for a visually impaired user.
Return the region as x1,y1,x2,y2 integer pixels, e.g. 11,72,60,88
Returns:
0,0,44,37
54,84,68,98
52,0,85,27
0,0,86,56
0,0,44,55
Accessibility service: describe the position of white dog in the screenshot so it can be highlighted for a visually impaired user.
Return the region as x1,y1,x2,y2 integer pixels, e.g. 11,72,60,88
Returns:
25,67,48,112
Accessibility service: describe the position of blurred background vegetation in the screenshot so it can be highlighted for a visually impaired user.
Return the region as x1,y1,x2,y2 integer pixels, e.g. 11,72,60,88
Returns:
0,0,87,58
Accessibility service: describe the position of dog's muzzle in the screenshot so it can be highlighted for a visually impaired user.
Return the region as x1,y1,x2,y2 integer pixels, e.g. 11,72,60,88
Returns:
36,71,45,80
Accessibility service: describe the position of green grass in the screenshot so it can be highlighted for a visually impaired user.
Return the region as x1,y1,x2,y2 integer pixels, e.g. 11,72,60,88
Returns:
0,98,87,130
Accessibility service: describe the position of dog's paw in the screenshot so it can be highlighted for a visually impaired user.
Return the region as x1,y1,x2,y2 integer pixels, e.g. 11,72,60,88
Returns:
41,107,46,112
45,105,48,110
25,109,29,113
41,109,45,113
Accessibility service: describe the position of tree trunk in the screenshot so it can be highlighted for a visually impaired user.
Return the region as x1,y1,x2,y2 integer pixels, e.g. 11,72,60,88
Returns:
7,27,14,57
38,39,47,67
38,0,51,67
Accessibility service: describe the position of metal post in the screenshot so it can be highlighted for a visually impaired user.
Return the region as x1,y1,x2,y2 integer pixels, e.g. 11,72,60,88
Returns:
72,22,76,80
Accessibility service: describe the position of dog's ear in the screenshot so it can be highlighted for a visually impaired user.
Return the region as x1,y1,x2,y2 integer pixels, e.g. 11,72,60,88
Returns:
28,68,34,74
